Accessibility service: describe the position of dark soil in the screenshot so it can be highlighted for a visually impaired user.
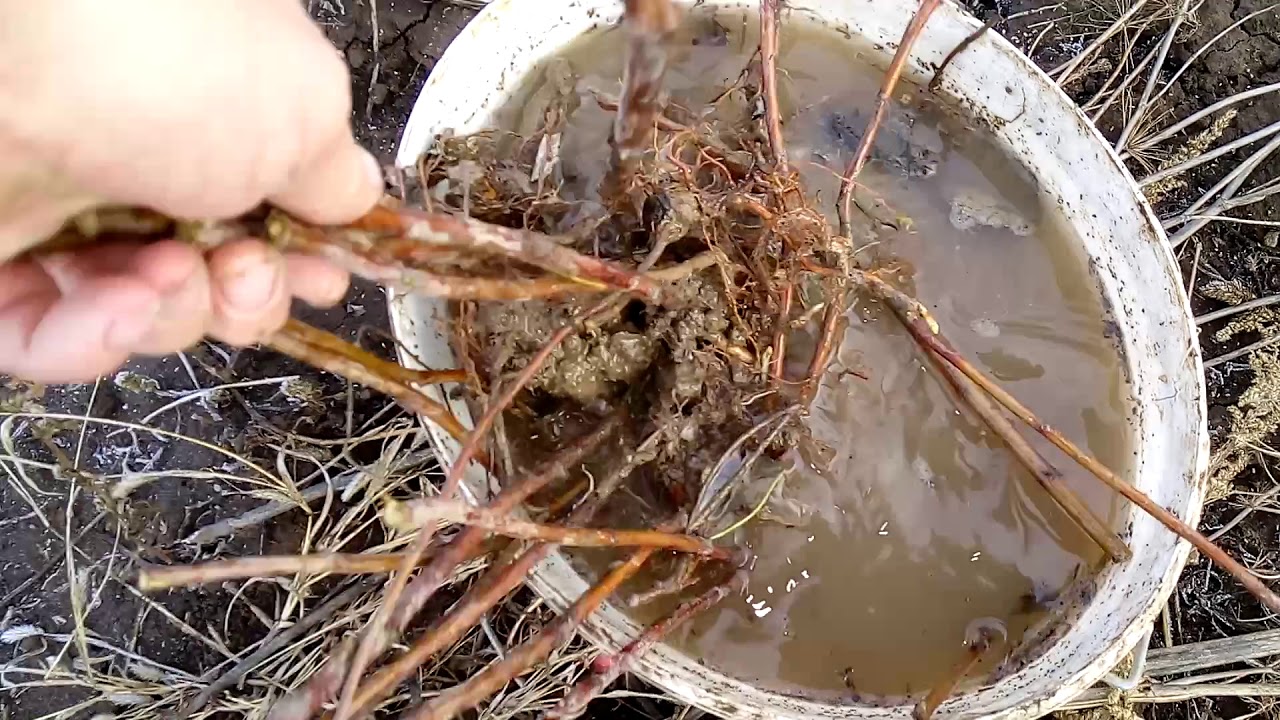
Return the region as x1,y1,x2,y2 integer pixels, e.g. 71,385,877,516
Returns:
4,1,1279,718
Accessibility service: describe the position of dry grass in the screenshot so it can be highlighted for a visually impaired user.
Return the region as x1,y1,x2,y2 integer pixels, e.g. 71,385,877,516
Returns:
0,362,602,720
1206,351,1280,503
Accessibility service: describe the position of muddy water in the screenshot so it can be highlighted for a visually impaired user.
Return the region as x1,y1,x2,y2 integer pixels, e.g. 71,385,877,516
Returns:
490,9,1133,700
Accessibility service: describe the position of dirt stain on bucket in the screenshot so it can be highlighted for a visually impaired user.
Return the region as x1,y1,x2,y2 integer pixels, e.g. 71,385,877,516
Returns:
490,8,1133,700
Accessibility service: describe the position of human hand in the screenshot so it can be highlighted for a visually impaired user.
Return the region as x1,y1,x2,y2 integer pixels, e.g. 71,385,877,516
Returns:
0,0,382,383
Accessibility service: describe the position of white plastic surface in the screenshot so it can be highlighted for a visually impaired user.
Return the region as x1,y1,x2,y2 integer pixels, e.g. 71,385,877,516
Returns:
387,1,1209,718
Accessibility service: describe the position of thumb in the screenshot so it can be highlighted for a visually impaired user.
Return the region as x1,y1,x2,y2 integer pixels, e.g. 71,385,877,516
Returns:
268,135,384,225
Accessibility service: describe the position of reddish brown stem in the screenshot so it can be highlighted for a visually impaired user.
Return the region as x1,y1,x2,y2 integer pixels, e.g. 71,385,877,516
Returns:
271,205,660,302
336,430,632,720
836,0,942,237
913,631,998,720
334,320,580,720
267,319,467,441
549,573,741,719
760,0,787,171
855,272,1130,561
405,545,660,720
806,0,942,403
324,415,623,720
136,552,482,591
606,0,680,202
612,0,680,162
855,273,1115,543
926,350,1129,562
923,326,1280,613
800,289,847,403
770,281,794,384
273,317,465,387
384,497,731,559
853,268,1280,614
337,542,548,719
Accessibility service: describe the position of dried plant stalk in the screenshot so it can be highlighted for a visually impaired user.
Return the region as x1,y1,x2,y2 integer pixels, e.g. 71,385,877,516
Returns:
937,338,1280,611
268,319,467,441
185,578,378,719
612,0,681,163
384,497,732,558
931,353,1130,561
760,0,787,171
913,629,999,720
405,544,660,720
855,269,1280,614
549,573,742,719
319,412,622,720
271,205,660,301
137,552,470,591
837,0,943,233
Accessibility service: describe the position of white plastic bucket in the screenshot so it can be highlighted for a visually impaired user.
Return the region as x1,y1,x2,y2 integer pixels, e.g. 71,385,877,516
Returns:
387,1,1209,718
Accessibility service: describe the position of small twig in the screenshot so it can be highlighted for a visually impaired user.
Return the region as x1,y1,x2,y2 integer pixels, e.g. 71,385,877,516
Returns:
137,552,474,591
913,627,1000,720
548,571,742,719
405,543,662,720
267,319,467,441
384,497,732,558
1206,333,1280,369
1197,294,1280,326
928,12,999,94
268,637,359,720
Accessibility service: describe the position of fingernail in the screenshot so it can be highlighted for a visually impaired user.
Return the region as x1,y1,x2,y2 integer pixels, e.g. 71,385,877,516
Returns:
106,296,161,350
218,249,282,313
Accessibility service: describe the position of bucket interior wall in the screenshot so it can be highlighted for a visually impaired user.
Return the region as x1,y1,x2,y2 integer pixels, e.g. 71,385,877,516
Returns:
387,1,1209,718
